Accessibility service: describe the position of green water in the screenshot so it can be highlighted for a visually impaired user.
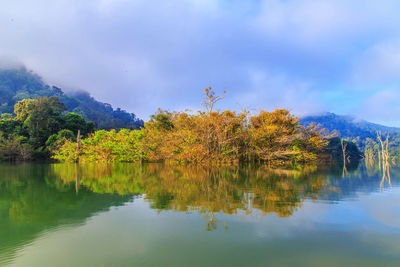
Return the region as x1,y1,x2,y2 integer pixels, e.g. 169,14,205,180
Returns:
0,162,399,266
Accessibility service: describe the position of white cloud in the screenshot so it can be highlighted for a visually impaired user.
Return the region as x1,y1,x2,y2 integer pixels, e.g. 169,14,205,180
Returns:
234,68,324,116
354,89,400,126
352,41,400,85
252,0,400,47
253,0,348,43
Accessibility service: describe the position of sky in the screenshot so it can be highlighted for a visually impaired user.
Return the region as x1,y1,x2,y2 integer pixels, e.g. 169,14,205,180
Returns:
1,0,400,126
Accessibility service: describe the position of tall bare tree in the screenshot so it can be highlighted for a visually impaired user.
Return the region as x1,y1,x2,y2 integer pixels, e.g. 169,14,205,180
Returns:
202,87,226,114
377,131,391,190
341,139,349,177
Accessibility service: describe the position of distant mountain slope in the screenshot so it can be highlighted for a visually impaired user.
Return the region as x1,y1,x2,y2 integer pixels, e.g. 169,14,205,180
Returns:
300,112,400,149
300,113,400,137
0,67,143,129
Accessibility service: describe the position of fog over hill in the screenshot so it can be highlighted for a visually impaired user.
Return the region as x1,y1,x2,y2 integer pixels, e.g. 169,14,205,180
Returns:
0,67,143,130
301,112,400,136
300,112,400,150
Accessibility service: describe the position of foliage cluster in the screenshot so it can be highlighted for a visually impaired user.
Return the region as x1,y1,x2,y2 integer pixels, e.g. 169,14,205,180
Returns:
0,96,95,161
54,89,328,165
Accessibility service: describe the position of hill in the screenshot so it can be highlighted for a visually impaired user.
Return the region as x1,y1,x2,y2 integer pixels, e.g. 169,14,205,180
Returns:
300,112,400,141
300,112,400,161
0,67,143,129
300,112,400,145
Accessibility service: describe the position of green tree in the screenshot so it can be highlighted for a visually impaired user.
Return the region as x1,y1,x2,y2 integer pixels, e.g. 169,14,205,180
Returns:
0,135,32,161
62,112,95,136
45,129,75,154
14,96,66,148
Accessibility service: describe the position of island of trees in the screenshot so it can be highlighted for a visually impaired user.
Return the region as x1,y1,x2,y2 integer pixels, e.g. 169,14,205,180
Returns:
51,87,332,165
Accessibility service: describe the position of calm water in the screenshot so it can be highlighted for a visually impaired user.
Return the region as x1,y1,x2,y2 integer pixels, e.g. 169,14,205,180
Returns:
0,162,399,266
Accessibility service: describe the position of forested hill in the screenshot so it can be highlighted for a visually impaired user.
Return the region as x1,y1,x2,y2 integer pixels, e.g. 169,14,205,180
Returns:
0,67,143,129
300,112,400,138
300,112,400,149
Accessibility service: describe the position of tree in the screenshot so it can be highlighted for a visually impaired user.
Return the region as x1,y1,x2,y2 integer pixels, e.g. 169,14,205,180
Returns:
62,112,95,136
202,87,226,114
249,109,300,162
45,129,75,154
14,96,66,148
0,116,23,139
0,135,32,161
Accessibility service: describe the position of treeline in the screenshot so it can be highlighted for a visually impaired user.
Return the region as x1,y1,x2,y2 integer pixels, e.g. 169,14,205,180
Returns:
0,96,94,161
0,68,143,129
54,88,328,165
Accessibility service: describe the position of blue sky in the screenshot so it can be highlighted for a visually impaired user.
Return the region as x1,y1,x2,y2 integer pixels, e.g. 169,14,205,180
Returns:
1,0,400,126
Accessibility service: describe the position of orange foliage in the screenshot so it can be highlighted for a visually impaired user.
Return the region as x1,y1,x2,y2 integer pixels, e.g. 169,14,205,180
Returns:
55,88,328,165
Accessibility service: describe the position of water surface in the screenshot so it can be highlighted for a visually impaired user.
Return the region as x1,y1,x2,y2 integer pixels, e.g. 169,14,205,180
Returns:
0,162,399,266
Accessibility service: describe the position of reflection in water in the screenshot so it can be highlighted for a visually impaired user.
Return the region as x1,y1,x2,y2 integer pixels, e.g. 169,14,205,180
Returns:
363,155,393,191
75,163,79,195
380,163,392,191
53,163,333,218
0,164,131,265
1,162,400,265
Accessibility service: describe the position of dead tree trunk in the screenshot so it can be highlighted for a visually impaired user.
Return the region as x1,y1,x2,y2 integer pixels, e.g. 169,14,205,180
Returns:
76,129,81,163
341,139,348,177
377,131,392,190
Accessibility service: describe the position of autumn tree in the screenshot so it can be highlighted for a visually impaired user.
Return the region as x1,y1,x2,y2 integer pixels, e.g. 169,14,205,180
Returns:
249,109,300,162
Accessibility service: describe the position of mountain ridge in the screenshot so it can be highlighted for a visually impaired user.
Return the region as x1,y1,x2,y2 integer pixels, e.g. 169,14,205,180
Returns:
0,67,143,129
300,112,400,136
300,112,400,151
301,112,400,132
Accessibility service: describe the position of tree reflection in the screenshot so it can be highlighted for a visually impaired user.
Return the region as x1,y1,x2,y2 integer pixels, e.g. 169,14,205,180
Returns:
0,164,130,264
3,161,393,264
380,162,392,190
53,163,339,229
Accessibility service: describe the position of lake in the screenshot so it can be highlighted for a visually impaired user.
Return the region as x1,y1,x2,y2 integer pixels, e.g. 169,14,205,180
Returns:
0,162,399,266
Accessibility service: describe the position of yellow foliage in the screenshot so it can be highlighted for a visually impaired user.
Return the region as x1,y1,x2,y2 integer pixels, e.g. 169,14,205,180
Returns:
54,89,328,165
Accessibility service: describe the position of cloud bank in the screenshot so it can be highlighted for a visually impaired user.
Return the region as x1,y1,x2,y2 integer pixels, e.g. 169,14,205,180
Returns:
1,0,400,125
